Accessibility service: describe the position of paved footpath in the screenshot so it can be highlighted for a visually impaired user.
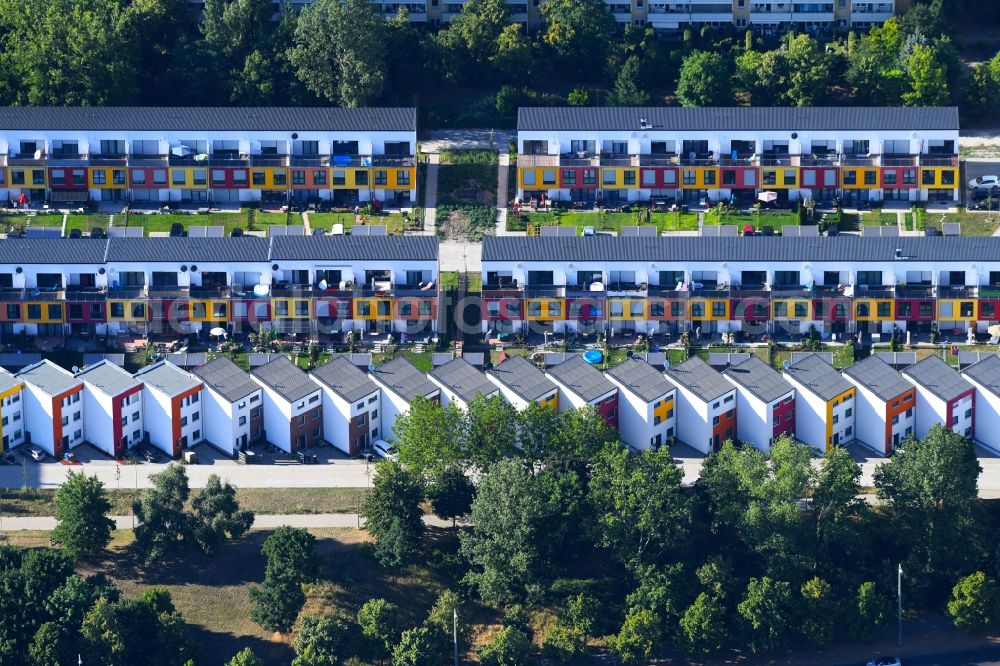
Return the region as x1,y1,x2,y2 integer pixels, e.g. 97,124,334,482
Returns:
422,153,439,234
0,513,455,531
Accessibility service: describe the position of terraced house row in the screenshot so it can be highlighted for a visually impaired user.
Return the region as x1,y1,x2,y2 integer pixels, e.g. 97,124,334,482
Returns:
0,107,417,206
481,236,1000,339
516,106,959,205
0,235,439,339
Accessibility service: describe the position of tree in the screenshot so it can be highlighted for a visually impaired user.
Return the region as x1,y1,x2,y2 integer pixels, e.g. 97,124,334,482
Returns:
737,577,796,654
464,394,519,469
676,51,731,107
847,19,906,104
784,34,829,106
493,24,534,81
50,471,115,559
567,88,591,106
903,43,950,106
947,572,999,630
250,569,305,633
679,592,727,656
608,56,651,106
361,461,424,565
427,465,475,527
608,607,661,665
438,0,510,68
289,0,387,106
851,581,893,640
800,577,836,645
393,397,465,477
538,0,616,77
191,474,254,555
358,598,402,663
133,464,191,565
45,574,111,629
735,49,785,106
226,647,264,666
392,627,438,666
80,597,194,666
479,626,532,666
122,0,192,104
260,526,318,582
590,444,691,569
292,614,349,666
425,590,468,654
541,621,587,663
28,621,74,666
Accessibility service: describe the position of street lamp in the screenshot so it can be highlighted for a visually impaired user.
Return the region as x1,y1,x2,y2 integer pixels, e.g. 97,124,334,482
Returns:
897,563,903,647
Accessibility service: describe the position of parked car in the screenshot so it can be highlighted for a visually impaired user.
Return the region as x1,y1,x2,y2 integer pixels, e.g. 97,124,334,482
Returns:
297,451,318,464
28,448,45,461
371,439,398,462
866,658,901,666
968,175,1000,191
139,447,160,463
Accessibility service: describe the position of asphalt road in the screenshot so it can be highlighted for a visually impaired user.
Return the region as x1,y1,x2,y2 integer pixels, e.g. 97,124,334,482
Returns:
831,646,1000,666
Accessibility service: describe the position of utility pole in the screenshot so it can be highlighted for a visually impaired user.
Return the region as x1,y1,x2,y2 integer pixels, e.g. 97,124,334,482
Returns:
453,608,459,666
897,563,903,647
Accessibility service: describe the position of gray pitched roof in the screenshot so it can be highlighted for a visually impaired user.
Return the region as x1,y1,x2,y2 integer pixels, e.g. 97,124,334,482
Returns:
546,355,616,403
16,360,81,395
310,355,379,403
842,356,912,402
430,358,497,403
784,353,853,401
518,106,958,132
76,360,140,397
135,360,201,396
0,238,108,264
606,358,676,402
666,356,733,402
251,355,318,403
481,236,1000,264
963,355,1000,398
723,355,794,404
370,357,438,402
0,107,416,132
902,355,973,402
0,369,21,395
269,235,438,262
192,357,259,403
487,355,557,402
107,237,269,263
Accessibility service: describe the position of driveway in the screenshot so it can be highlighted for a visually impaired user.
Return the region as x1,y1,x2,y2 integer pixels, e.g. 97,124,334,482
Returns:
420,129,516,154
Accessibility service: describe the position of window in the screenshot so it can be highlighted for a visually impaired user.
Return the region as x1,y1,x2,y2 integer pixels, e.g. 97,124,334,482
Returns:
233,170,247,185
712,301,726,317
131,169,146,185
313,170,327,186
682,170,696,185
113,170,126,185
172,171,185,185
273,171,287,186
309,394,319,404
843,171,857,186
562,170,576,186
292,170,306,185
583,169,597,185
783,169,795,186
374,170,387,186
603,170,616,185
863,170,877,186
153,169,167,185
397,171,411,186
884,171,897,186
239,416,247,426
192,412,199,422
922,170,935,186
252,171,266,186
93,170,106,185
642,170,655,186
623,170,636,186
704,170,716,186
903,169,916,185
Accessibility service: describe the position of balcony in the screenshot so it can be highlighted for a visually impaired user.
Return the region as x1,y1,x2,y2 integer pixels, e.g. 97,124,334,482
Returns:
939,285,978,299
147,285,190,298
920,154,959,167
600,154,639,167
289,155,330,167
678,156,717,166
48,153,88,166
7,153,47,167
370,155,414,168
881,154,919,167
89,154,127,166
560,153,599,167
523,285,566,298
519,154,559,168
638,154,678,167
758,154,799,167
606,282,647,295
64,287,108,302
107,285,147,299
250,154,289,167
270,283,314,297
840,154,879,167
169,154,249,167
128,154,168,166
393,283,437,298
190,286,233,299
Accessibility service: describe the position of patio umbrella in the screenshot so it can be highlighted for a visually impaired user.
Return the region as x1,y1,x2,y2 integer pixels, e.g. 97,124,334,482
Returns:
989,324,1000,338
209,327,227,338
757,191,778,203
743,224,755,235
17,192,27,206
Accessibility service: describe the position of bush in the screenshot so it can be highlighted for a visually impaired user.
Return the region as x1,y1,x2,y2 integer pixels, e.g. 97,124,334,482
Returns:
948,572,999,630
479,626,532,666
440,149,498,165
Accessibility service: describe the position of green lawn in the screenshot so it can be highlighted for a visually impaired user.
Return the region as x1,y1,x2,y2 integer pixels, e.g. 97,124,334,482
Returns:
519,210,699,235
858,210,898,227
0,213,64,231
253,211,300,228
125,211,249,235
440,271,459,290
65,214,115,233
704,209,801,231
307,211,355,231
923,209,1000,236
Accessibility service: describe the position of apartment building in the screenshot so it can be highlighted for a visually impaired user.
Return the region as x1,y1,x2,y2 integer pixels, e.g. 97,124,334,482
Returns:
17,359,84,459
902,355,975,440
0,106,416,207
722,354,795,450
251,355,323,452
605,357,676,451
842,355,915,455
516,106,958,206
545,355,619,427
486,355,559,411
135,360,204,457
480,236,1000,339
962,355,1000,454
76,360,143,458
666,356,736,453
192,357,264,455
309,355,381,455
0,235,439,341
428,357,499,411
784,353,855,452
0,369,24,451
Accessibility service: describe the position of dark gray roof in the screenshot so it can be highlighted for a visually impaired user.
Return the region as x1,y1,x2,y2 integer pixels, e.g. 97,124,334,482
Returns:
107,237,269,263
546,355,616,403
843,356,912,402
784,353,853,401
902,355,973,403
16,360,81,395
723,356,794,404
0,353,41,372
0,107,416,132
251,355,318,403
606,358,676,402
963,355,1000,398
518,106,958,132
429,358,497,403
269,235,438,262
166,352,207,370
76,360,140,397
310,355,379,403
0,238,108,264
0,369,21,394
192,357,259,402
481,236,1000,264
666,357,733,402
487,355,557,402
135,360,201,396
370,357,438,402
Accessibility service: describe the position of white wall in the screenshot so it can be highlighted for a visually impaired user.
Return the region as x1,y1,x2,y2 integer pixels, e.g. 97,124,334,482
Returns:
966,379,1000,453
81,385,114,457
846,381,889,456
784,377,828,453
906,382,948,439
672,384,712,454
141,385,174,456
0,389,24,449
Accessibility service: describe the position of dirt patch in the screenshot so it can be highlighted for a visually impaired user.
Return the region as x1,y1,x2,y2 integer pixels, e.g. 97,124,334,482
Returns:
438,205,496,242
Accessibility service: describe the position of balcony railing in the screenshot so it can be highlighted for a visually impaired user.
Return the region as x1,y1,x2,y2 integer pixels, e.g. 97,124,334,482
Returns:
371,155,415,167
840,154,878,166
290,155,331,167
518,154,559,167
920,155,959,167
881,155,919,167
638,154,677,166
169,154,249,167
560,154,600,167
250,154,289,167
7,154,46,166
107,286,147,298
48,153,88,165
88,154,128,166
128,154,168,166
895,285,934,298
600,155,639,167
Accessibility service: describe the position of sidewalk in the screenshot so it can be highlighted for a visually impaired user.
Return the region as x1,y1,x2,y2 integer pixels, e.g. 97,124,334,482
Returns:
0,513,457,531
422,153,439,234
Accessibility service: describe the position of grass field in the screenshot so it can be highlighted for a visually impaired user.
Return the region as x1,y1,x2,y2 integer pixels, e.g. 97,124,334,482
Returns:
125,212,248,235
518,210,699,235
0,213,64,232
924,209,1000,236
65,213,115,233
704,209,801,231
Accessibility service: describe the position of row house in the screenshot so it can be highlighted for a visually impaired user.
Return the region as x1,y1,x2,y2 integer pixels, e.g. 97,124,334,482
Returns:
784,353,855,452
962,355,1000,455
0,235,439,341
0,107,417,207
135,360,204,457
666,356,736,454
606,357,677,451
16,360,83,459
902,355,975,440
480,236,1000,339
192,357,264,455
842,355,915,456
516,106,958,206
251,355,323,453
486,355,559,411
0,369,24,451
369,357,440,440
722,355,795,451
310,355,381,456
76,360,143,458
545,354,619,427
428,357,500,411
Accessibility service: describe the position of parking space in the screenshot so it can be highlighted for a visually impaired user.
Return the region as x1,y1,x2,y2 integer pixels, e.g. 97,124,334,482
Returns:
963,159,1000,207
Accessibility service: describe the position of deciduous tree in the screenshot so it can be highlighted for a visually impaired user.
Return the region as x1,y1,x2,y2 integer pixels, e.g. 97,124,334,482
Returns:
947,571,999,630
51,471,115,559
676,51,731,107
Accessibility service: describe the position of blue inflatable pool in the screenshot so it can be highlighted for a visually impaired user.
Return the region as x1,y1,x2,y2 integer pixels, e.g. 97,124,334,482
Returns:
583,350,604,365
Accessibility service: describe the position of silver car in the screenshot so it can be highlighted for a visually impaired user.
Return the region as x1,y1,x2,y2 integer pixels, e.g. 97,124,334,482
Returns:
371,439,398,462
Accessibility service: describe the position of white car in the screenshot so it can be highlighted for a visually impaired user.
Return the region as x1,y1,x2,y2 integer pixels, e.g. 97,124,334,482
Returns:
371,439,398,462
866,658,901,666
968,175,1000,191
28,448,46,461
